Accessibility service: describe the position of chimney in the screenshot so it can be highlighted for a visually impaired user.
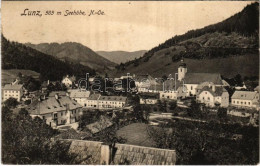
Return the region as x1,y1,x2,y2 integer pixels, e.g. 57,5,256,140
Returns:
100,144,112,165
212,85,216,92
55,94,59,100
47,80,50,85
66,92,69,96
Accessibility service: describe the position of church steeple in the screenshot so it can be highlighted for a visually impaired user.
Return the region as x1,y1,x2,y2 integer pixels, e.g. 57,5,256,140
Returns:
178,58,187,81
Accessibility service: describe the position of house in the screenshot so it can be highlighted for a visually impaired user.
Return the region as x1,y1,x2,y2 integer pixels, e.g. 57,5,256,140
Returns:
159,79,187,100
139,93,159,104
231,91,259,108
27,94,82,128
196,83,229,107
2,84,23,102
85,94,127,110
134,74,158,92
177,59,225,96
62,75,76,88
63,139,176,165
69,89,91,107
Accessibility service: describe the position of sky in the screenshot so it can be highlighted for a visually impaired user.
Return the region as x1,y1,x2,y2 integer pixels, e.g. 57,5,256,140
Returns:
2,1,254,52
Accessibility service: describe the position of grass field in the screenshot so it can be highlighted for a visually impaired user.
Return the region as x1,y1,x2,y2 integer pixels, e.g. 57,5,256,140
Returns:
116,123,155,147
2,69,40,85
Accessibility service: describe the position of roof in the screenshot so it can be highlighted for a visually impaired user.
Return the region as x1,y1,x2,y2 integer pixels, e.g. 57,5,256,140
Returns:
184,73,223,85
231,91,258,100
113,144,176,165
63,75,76,82
254,86,259,92
139,93,159,99
197,82,216,90
66,139,103,164
150,80,184,92
49,91,67,97
70,90,91,98
54,129,92,140
99,96,127,102
85,116,113,134
135,74,157,85
28,96,82,115
3,84,23,90
179,59,186,67
198,86,227,97
87,94,101,100
62,139,176,165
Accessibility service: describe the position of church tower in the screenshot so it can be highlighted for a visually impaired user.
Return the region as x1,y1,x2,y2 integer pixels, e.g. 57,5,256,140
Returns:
178,59,187,81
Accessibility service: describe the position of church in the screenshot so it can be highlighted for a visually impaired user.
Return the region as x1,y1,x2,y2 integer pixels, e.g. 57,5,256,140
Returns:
177,59,229,96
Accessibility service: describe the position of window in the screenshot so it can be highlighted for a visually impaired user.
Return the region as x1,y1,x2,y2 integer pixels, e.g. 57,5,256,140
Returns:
248,102,251,105
208,97,210,100
42,116,45,120
191,86,193,90
241,102,243,104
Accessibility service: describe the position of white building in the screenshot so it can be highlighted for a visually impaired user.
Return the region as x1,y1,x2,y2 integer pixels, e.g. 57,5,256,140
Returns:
231,91,259,108
62,75,76,88
28,94,82,128
2,84,23,102
85,94,127,110
69,89,91,107
196,84,229,107
99,96,127,109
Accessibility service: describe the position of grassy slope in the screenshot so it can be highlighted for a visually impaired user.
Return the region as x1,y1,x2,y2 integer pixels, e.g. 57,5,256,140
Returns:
2,69,40,85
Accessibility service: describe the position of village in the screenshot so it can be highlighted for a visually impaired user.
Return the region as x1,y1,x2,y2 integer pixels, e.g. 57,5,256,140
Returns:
2,58,259,164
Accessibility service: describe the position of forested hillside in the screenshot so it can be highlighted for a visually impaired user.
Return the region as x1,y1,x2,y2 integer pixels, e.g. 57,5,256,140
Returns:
2,36,95,81
97,50,147,64
112,2,259,78
25,42,116,72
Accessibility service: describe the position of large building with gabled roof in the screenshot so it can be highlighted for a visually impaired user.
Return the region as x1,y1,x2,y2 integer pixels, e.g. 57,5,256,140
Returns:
2,84,23,102
231,91,259,108
177,59,226,96
27,94,82,128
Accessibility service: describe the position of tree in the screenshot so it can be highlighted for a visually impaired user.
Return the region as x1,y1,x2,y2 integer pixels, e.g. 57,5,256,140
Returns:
217,107,227,119
78,110,102,130
2,107,77,164
4,97,19,108
133,104,144,121
188,100,202,118
169,101,177,111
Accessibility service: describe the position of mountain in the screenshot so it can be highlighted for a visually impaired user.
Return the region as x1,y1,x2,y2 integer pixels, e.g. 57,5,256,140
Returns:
2,36,95,81
96,50,147,64
25,42,116,72
111,2,259,78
